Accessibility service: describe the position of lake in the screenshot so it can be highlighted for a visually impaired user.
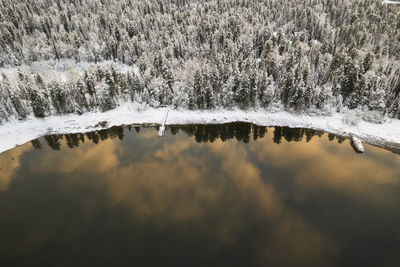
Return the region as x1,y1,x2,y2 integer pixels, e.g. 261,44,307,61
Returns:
0,123,399,267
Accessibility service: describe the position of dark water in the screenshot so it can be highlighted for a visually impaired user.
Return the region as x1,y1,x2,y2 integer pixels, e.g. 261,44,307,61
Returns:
0,123,399,267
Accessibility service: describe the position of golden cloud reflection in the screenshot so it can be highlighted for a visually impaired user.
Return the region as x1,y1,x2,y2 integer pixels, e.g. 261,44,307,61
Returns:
23,130,341,265
30,138,121,175
249,130,400,207
0,143,32,191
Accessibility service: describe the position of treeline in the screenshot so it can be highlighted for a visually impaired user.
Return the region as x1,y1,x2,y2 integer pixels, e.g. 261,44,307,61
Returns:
30,123,346,151
0,63,146,122
1,0,400,121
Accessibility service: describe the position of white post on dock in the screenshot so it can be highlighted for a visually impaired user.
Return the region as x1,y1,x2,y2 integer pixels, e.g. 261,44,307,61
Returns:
158,110,169,137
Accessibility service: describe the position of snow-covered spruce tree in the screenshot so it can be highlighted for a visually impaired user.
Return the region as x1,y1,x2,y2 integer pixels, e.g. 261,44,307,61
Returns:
260,74,276,108
193,70,204,109
48,81,68,114
0,0,399,122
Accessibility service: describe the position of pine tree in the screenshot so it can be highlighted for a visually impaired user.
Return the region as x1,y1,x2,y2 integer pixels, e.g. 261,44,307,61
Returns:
362,52,374,74
282,71,294,106
248,71,257,108
27,86,47,118
349,76,367,109
193,70,204,109
50,81,69,114
341,59,359,99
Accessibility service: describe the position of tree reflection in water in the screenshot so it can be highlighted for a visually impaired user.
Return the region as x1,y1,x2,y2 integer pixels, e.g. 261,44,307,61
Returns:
31,123,348,151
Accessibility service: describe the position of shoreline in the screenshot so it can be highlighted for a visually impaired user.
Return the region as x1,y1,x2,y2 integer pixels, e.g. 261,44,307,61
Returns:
0,103,399,154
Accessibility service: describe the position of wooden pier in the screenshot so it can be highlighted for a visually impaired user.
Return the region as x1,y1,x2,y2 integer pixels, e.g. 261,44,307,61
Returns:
158,110,169,137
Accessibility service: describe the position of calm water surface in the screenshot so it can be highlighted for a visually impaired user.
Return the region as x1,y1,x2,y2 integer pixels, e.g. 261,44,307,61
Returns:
0,124,399,267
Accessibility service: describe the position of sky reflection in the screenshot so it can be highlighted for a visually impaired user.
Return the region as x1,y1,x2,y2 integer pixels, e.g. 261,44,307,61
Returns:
0,124,399,266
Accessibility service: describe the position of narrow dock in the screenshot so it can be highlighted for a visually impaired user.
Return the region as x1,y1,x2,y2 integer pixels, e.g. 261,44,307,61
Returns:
158,110,169,137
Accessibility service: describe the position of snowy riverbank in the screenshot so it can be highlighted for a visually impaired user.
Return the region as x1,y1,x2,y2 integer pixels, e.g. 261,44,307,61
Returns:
0,103,399,154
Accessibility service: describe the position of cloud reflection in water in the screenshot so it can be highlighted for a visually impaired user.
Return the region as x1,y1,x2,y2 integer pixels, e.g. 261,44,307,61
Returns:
0,124,399,266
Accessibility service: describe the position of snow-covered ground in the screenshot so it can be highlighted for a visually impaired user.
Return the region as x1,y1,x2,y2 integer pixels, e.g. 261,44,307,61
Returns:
0,102,399,154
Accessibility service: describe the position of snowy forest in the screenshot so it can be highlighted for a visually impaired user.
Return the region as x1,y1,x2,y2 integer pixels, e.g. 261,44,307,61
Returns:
0,0,400,124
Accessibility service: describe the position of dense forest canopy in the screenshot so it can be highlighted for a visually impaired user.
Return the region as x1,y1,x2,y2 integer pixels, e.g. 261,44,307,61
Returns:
0,0,399,123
